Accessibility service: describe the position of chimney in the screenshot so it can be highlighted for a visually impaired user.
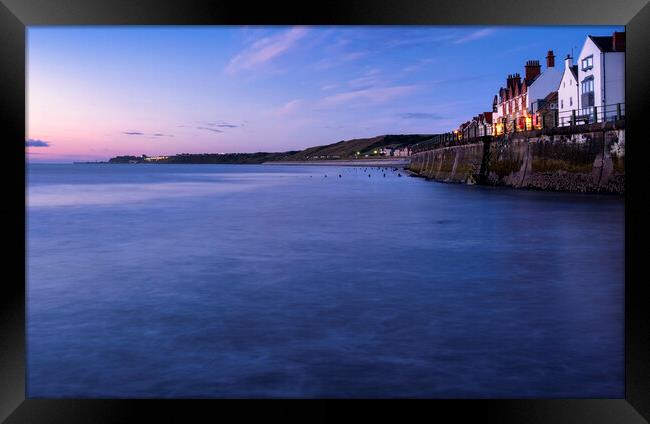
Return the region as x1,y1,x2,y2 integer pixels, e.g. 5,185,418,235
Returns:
525,60,541,81
564,54,573,69
613,31,625,51
546,50,555,68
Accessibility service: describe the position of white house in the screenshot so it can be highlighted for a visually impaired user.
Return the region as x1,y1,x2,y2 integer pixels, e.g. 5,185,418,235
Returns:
477,112,493,136
143,155,170,162
526,51,563,114
576,31,625,121
557,55,580,126
393,146,411,157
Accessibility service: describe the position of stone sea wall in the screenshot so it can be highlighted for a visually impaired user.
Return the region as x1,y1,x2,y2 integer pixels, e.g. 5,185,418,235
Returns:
409,123,625,194
409,141,486,184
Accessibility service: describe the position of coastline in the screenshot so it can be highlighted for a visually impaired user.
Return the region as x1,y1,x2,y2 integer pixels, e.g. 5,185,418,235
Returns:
264,159,411,167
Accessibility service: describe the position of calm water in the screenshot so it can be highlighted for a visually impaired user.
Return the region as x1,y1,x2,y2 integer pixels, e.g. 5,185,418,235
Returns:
26,163,624,398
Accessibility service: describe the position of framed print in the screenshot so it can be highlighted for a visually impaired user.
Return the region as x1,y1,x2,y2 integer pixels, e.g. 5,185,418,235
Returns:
1,0,649,422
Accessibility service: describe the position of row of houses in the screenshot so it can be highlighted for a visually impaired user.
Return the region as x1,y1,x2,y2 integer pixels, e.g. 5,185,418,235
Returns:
455,31,625,139
143,155,170,162
379,146,411,157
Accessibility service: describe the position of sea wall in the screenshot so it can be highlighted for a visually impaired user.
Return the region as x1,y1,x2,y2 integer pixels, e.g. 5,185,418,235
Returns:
409,123,625,194
409,141,486,184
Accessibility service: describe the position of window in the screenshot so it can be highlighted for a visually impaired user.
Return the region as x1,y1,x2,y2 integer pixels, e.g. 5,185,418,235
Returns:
561,99,564,109
563,82,566,88
581,77,595,108
581,55,593,70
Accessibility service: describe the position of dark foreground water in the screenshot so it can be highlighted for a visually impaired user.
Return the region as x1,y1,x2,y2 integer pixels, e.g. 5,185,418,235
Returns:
27,163,624,398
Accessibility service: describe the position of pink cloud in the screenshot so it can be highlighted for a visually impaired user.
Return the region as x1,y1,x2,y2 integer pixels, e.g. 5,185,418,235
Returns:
274,99,302,116
226,27,309,74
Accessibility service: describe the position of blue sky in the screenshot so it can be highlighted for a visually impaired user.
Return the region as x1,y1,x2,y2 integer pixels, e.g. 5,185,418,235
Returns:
27,25,623,161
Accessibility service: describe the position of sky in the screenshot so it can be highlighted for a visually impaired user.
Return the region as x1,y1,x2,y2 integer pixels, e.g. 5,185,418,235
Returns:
26,25,623,162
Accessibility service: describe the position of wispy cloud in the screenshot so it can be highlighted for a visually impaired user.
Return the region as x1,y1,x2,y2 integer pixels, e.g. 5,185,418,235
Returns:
196,126,224,133
320,85,417,108
453,28,497,44
274,99,302,116
25,139,50,147
313,50,368,70
496,41,545,57
402,58,437,74
384,33,457,48
201,122,241,128
429,73,497,85
348,68,386,90
124,131,174,138
226,26,309,74
398,113,446,120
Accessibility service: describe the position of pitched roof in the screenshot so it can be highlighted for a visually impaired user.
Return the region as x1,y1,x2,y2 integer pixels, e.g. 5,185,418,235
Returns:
482,112,493,124
525,73,540,86
544,91,558,102
588,35,625,52
570,65,578,80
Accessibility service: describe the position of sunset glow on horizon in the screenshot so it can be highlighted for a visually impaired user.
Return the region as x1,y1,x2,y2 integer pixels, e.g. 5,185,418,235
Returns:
27,25,623,162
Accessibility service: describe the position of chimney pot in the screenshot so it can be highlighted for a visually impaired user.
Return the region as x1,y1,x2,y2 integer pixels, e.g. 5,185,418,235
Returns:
546,50,555,68
565,55,573,69
524,59,541,81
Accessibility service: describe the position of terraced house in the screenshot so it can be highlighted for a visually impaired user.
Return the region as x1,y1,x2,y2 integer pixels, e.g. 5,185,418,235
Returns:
576,31,625,122
491,51,562,134
557,54,580,126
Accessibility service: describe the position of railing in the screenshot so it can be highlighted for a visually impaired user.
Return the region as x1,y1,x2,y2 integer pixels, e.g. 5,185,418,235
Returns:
410,132,461,153
410,102,625,154
554,103,625,128
494,103,625,134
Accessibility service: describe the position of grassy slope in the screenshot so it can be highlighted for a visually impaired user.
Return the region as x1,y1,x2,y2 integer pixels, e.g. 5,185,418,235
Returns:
284,134,436,161
107,134,437,164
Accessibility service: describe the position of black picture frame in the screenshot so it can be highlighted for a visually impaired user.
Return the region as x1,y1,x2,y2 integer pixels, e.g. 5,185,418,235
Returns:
1,0,648,422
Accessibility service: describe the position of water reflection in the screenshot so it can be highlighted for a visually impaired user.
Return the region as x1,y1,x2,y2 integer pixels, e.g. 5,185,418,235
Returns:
27,164,624,398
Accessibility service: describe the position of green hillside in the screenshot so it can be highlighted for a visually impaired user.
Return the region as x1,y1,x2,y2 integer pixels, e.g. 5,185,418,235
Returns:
284,134,436,161
106,134,437,164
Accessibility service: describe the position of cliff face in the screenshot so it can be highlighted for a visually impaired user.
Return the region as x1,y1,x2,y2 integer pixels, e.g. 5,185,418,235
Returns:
409,125,625,194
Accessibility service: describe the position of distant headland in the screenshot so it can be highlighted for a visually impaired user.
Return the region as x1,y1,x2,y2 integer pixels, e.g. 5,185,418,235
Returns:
99,134,432,165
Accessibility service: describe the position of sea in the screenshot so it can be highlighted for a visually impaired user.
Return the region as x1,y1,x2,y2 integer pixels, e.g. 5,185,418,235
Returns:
26,163,625,398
